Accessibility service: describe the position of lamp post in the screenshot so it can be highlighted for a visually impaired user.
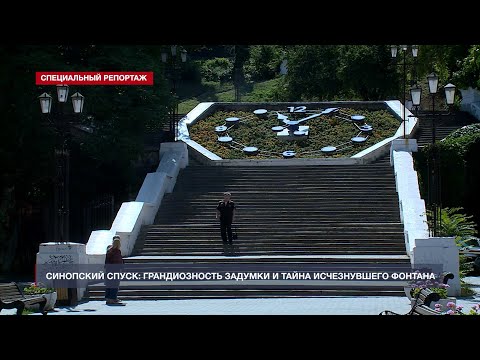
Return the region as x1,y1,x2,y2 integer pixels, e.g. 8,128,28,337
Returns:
391,45,419,139
410,75,456,236
162,45,187,141
39,85,85,243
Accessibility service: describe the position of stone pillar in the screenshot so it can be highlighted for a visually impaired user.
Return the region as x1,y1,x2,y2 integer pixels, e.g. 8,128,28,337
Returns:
390,139,418,165
413,237,460,296
36,242,88,303
159,141,188,169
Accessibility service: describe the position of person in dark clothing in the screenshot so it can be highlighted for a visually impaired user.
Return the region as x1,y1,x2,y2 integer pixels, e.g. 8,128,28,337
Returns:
216,192,236,244
104,236,125,305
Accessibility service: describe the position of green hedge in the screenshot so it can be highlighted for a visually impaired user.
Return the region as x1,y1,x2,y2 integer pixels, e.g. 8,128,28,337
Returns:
414,124,480,226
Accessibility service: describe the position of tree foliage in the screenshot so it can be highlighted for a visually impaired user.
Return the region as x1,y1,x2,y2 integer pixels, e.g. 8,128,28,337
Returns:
453,45,480,89
244,45,283,81
0,45,171,272
337,45,398,100
284,45,342,101
283,45,398,101
415,45,470,84
200,58,233,82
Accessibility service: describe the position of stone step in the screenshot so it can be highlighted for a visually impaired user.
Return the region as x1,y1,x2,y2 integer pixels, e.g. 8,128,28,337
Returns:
143,230,403,235
86,288,406,299
164,190,398,194
180,167,392,172
155,218,401,223
140,240,405,246
155,214,402,218
137,250,407,256
140,239,404,244
144,226,404,231
137,241,405,249
137,242,404,249
154,221,401,225
124,257,411,264
175,183,395,188
178,178,395,182
161,199,399,203
142,234,404,240
142,231,403,236
167,196,399,201
178,175,395,179
156,215,400,221
140,241,404,247
162,198,399,202
141,233,403,237
137,250,406,256
176,177,395,182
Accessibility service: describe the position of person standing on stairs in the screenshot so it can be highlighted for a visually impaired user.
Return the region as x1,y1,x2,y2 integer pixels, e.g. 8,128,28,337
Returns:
216,192,236,244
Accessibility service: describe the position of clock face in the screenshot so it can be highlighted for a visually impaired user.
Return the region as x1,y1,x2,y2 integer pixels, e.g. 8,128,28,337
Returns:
189,105,400,159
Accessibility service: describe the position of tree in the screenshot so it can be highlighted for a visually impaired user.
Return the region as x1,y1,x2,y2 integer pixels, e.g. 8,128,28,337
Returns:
415,45,470,84
284,45,342,101
245,45,283,81
453,45,480,89
0,45,171,273
337,45,398,100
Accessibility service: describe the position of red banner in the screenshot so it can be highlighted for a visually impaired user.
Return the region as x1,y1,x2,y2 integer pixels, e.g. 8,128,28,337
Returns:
36,72,154,85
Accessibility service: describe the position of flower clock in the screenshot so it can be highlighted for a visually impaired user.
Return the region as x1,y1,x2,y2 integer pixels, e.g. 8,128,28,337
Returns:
213,106,374,158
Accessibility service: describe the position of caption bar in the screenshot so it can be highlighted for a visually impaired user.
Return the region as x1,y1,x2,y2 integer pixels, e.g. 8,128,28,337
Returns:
44,270,438,282
36,263,444,288
36,72,154,85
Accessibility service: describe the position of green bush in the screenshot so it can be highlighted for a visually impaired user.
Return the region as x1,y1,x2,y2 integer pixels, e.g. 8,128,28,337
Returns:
415,126,480,226
200,58,233,83
411,286,448,299
23,283,55,295
180,60,202,83
433,207,477,240
244,45,283,82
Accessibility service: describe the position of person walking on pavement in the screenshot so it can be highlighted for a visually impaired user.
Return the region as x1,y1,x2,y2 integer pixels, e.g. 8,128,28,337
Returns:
216,192,236,244
104,236,125,305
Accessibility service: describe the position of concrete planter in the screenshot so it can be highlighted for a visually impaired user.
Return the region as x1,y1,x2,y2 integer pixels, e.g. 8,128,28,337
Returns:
429,297,456,311
410,297,456,311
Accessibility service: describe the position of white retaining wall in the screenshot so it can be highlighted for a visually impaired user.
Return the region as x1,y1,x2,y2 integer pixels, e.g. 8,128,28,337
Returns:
460,87,480,121
88,141,188,258
392,150,460,296
413,237,461,296
36,141,188,276
392,150,429,255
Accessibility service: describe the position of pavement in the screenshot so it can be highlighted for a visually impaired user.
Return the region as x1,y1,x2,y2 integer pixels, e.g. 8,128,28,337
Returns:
2,296,414,315
2,276,479,316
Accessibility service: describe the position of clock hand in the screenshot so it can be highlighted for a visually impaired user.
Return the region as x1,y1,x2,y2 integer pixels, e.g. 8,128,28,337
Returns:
275,111,288,121
296,113,322,124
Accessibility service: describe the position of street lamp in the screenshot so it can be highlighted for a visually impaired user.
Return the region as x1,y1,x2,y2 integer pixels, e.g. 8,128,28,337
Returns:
38,85,85,243
161,45,187,141
410,84,422,110
410,74,456,236
391,45,419,139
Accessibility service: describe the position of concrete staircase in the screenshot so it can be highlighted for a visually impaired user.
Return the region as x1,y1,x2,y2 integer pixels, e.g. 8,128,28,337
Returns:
415,110,477,146
87,156,412,300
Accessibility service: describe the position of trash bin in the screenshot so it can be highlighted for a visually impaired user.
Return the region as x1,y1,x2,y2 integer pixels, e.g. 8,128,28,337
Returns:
56,287,78,306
